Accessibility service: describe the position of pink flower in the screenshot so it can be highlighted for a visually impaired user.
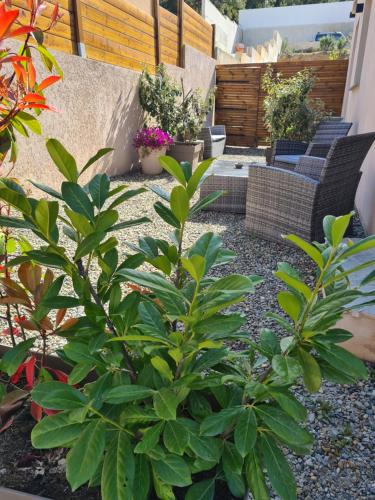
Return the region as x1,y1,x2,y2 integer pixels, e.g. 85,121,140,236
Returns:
134,127,174,151
1,326,22,337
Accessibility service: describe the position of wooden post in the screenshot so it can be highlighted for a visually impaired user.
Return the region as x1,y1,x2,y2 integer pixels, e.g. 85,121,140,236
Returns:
72,0,86,57
153,0,161,66
178,0,185,68
211,24,216,59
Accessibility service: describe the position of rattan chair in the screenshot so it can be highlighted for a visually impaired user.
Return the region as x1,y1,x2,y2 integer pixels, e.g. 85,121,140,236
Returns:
272,118,352,170
199,125,226,159
246,133,375,242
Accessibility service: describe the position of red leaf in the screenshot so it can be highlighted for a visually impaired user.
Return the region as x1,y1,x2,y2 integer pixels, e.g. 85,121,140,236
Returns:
10,362,25,385
46,367,68,383
0,7,19,39
44,408,58,416
1,55,30,64
12,62,27,84
19,103,57,111
37,75,61,91
51,3,59,24
26,0,33,10
27,61,36,89
25,355,36,388
23,92,45,103
5,25,36,39
30,401,43,421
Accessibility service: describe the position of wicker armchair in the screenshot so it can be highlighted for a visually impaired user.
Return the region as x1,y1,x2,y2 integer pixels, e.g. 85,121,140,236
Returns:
199,125,226,159
247,132,375,242
272,118,352,170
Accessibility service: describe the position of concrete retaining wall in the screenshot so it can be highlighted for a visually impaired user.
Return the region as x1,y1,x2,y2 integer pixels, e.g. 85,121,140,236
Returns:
201,0,241,54
11,45,216,189
240,2,354,46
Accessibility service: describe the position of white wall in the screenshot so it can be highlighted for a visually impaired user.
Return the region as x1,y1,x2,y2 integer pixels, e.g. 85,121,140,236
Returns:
240,1,354,45
343,0,375,234
202,0,242,53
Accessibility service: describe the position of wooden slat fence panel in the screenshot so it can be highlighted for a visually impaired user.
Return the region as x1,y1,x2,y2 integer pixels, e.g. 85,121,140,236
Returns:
184,3,212,57
216,59,349,147
12,1,214,71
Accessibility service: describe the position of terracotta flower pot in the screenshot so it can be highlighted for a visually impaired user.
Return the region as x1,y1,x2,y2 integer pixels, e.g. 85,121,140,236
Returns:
168,142,203,169
138,147,166,175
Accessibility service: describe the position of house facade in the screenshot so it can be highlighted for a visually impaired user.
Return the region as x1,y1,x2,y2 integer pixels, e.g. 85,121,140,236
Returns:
343,0,375,234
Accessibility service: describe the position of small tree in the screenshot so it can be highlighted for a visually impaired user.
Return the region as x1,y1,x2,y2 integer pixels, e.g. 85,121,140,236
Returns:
319,35,335,52
262,67,325,143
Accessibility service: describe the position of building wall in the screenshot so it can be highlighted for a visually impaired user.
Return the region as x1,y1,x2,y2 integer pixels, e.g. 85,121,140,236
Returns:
343,0,375,234
201,0,242,53
240,2,354,45
12,45,216,190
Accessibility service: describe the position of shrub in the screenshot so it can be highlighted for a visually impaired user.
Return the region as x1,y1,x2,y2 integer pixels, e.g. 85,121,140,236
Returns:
0,141,374,499
139,64,214,143
262,67,326,143
319,36,335,52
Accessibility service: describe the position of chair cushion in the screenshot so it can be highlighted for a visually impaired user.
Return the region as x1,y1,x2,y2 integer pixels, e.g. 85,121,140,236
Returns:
274,154,301,165
212,135,226,142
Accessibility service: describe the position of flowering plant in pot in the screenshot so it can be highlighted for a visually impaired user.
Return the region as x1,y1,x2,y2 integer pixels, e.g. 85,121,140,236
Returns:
134,127,174,175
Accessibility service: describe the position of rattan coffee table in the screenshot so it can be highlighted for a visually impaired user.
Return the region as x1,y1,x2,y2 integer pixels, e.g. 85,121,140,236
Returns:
199,160,266,214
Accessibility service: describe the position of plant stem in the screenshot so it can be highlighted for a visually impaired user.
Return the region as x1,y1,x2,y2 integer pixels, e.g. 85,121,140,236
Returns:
89,406,134,436
76,259,137,383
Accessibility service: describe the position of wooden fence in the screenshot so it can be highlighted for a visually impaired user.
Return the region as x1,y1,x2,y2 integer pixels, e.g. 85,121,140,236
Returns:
216,59,349,147
15,0,213,72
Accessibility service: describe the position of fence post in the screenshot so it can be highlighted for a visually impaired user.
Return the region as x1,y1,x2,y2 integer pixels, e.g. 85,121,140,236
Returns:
72,0,86,57
178,0,185,68
153,0,161,66
211,24,216,59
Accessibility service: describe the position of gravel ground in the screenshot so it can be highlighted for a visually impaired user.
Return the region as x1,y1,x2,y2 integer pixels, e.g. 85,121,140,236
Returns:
1,148,374,499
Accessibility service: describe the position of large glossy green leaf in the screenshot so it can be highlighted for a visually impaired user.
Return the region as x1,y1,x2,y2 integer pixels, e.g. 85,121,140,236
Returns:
170,185,189,223
29,180,63,200
185,478,215,500
331,213,353,246
154,201,180,228
74,232,105,261
194,313,245,338
186,158,214,198
0,187,31,215
255,405,313,448
0,216,34,230
107,188,147,210
153,388,179,420
339,235,375,259
315,343,367,380
283,234,323,268
163,420,189,455
31,412,84,449
17,111,42,135
152,454,192,487
277,291,302,322
135,422,164,454
275,271,312,300
101,431,133,500
222,441,243,475
0,338,35,376
200,408,240,436
246,451,270,500
46,139,78,183
271,355,302,383
261,434,296,500
31,381,87,410
105,385,155,404
80,148,113,176
61,182,94,221
67,419,106,491
133,455,151,500
34,200,58,238
89,174,110,209
234,407,257,457
298,348,322,393
159,156,186,185
190,190,224,215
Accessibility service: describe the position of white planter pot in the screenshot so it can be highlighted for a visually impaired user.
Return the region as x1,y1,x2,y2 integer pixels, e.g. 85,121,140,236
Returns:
139,147,166,175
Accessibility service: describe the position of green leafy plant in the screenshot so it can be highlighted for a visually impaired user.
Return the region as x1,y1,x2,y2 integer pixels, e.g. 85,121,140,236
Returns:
0,144,373,499
262,67,326,143
329,37,349,60
139,64,214,143
319,35,336,52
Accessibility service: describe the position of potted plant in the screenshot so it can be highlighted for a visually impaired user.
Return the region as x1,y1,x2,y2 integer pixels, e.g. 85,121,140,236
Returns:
262,67,325,164
139,65,214,169
134,127,173,175
169,83,214,169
